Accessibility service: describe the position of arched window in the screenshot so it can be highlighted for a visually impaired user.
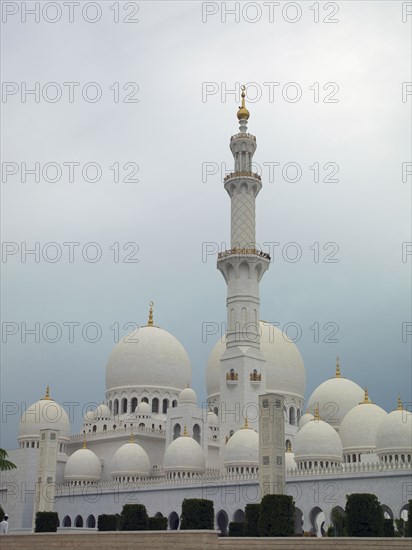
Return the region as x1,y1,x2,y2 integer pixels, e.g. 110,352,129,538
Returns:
113,399,119,416
139,422,145,429
121,398,128,414
297,409,301,423
173,423,181,440
213,406,218,415
172,400,178,407
193,423,201,444
285,439,291,451
75,515,83,528
152,398,159,413
103,424,107,431
86,515,96,528
92,425,97,433
109,400,112,412
131,397,138,412
63,516,71,527
142,397,149,404
162,399,169,414
289,407,296,426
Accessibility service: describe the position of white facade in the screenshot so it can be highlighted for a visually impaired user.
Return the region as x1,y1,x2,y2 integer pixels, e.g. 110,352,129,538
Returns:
2,97,411,536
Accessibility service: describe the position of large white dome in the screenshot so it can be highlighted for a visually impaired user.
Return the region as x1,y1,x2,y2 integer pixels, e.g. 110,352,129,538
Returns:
339,391,387,454
206,321,305,401
306,362,364,430
294,417,343,464
224,424,259,469
111,441,150,478
375,401,412,457
106,325,191,392
64,446,101,482
164,433,205,473
19,389,70,442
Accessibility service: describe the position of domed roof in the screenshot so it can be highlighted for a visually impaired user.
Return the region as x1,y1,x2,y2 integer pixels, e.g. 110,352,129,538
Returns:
207,411,219,427
206,321,305,400
294,413,343,463
135,402,151,416
179,387,197,405
19,387,70,441
64,445,101,482
375,399,412,456
306,359,364,430
83,409,96,423
164,429,205,473
224,421,259,468
95,404,111,419
111,439,150,477
340,390,387,453
299,412,314,429
105,311,191,392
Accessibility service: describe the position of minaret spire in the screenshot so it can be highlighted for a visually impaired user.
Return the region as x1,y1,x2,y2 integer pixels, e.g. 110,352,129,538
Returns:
237,85,250,133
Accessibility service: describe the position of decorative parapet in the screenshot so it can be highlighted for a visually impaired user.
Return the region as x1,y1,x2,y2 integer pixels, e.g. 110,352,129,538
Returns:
70,423,165,442
218,248,270,260
226,370,238,382
224,171,261,183
230,132,256,142
286,460,412,477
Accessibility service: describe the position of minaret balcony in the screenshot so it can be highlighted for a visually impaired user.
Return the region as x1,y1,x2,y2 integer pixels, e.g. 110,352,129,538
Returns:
218,248,271,261
224,171,261,183
230,132,256,142
226,370,239,385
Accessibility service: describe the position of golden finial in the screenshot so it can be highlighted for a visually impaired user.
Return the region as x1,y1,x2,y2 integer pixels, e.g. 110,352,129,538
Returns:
314,406,320,421
237,85,250,121
335,357,341,378
42,385,53,401
147,301,154,326
286,440,292,453
362,388,371,404
183,425,188,436
129,429,135,443
397,396,403,410
243,416,249,429
83,438,87,449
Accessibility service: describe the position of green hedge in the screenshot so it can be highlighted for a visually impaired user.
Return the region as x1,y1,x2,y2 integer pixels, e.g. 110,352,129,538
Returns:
229,521,245,536
180,499,214,530
244,503,260,536
35,511,59,533
259,494,295,537
407,500,412,537
97,514,119,531
148,516,168,530
0,505,4,522
119,504,148,531
345,494,384,537
383,518,395,537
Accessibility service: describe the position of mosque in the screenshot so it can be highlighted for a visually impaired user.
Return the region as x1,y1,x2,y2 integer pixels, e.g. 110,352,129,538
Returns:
2,89,411,536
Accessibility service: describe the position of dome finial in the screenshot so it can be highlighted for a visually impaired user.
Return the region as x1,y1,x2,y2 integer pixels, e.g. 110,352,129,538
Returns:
335,357,341,378
237,85,250,121
83,437,87,449
286,440,292,453
397,395,403,410
147,301,154,326
129,429,135,443
362,387,371,404
314,406,320,421
183,424,188,436
43,385,53,401
243,416,249,429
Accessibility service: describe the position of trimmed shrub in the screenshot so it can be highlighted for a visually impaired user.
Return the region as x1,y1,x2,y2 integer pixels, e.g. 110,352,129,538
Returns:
407,500,412,537
331,507,346,536
259,494,295,537
244,503,260,537
345,494,384,537
35,511,59,533
119,504,148,531
0,505,4,522
180,499,214,530
229,521,245,537
395,518,405,537
97,514,118,531
383,518,395,537
148,516,168,530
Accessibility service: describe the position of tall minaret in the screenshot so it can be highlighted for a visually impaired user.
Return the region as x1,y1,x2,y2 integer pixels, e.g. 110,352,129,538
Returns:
217,86,270,458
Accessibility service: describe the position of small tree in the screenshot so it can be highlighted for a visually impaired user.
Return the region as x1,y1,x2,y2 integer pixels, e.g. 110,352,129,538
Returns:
0,505,4,522
97,514,119,531
383,518,395,537
345,494,384,537
229,521,245,536
148,516,167,530
244,503,260,536
395,518,405,537
0,449,16,472
119,504,148,531
331,507,346,536
35,512,59,532
180,499,214,530
259,494,295,537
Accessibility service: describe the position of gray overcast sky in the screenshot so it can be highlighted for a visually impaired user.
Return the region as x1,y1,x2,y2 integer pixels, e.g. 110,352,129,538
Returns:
1,1,411,449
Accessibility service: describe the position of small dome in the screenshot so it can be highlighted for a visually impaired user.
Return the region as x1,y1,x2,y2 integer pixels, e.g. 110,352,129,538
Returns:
112,441,150,478
179,387,197,405
207,411,219,427
224,424,259,469
306,360,364,430
83,410,96,423
164,432,205,473
105,325,191,393
206,322,305,402
95,404,111,419
294,417,343,464
136,402,151,416
375,400,412,457
340,391,387,454
64,446,101,482
299,412,314,429
19,388,70,442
